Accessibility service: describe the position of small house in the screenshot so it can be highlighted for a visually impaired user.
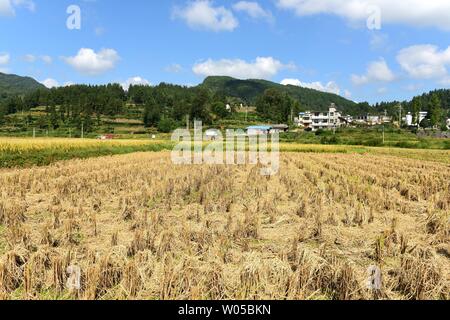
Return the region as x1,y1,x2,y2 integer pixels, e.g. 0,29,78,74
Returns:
270,124,289,133
247,126,272,136
98,134,115,140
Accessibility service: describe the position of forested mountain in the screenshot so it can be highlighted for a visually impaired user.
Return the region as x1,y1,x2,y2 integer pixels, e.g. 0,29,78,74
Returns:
200,76,359,113
0,72,46,100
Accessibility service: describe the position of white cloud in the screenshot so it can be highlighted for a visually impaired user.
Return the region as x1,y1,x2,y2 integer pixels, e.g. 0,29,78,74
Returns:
0,0,35,16
232,1,273,22
23,54,36,62
0,52,10,65
377,87,387,94
344,90,352,98
13,0,35,12
276,0,450,31
24,54,52,64
165,63,184,73
41,78,59,89
41,55,52,64
439,77,450,86
351,59,395,85
41,79,76,88
281,78,341,95
95,27,105,36
370,33,389,50
63,48,120,76
121,76,151,90
0,0,15,16
173,0,238,32
397,45,450,81
193,56,289,79
403,83,423,92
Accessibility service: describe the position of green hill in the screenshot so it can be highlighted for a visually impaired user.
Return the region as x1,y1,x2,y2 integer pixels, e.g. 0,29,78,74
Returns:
200,76,358,114
0,72,46,99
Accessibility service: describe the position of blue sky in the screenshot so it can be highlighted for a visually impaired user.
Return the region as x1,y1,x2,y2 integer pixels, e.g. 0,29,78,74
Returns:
1,0,450,104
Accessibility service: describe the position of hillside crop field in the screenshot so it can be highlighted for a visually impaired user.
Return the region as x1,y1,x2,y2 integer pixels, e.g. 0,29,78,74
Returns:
0,151,448,300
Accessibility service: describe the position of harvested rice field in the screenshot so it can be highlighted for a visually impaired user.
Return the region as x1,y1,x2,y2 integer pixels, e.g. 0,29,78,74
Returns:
0,152,448,300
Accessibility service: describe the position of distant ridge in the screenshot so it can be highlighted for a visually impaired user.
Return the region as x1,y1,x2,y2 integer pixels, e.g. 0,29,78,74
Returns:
200,76,358,114
0,72,47,99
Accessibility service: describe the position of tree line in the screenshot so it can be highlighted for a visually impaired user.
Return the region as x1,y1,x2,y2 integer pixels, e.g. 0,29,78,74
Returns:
0,83,232,133
372,90,449,129
0,82,449,132
0,84,125,132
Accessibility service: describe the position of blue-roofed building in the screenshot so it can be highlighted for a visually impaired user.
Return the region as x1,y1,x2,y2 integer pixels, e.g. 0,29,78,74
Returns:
246,125,272,136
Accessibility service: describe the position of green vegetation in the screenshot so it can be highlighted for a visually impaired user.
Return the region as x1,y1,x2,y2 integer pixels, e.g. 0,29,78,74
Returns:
0,73,448,148
375,89,450,126
255,88,301,123
201,76,358,113
0,139,174,168
0,72,46,100
280,127,450,150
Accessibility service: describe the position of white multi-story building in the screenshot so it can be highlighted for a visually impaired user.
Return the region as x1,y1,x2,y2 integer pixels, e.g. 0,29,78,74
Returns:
405,113,413,126
296,104,342,131
419,111,428,124
404,111,428,126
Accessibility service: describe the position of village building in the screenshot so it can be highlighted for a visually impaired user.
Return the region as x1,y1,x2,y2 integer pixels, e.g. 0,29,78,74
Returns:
404,111,428,126
270,124,289,133
354,114,392,126
246,125,272,136
296,104,342,131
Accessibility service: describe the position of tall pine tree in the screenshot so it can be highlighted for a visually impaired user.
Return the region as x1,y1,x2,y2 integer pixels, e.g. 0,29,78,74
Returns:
429,94,443,128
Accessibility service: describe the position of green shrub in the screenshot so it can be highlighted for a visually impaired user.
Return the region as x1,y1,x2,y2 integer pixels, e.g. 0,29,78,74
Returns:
157,118,178,133
364,138,384,147
320,136,340,145
315,129,325,136
443,140,450,150
395,141,416,149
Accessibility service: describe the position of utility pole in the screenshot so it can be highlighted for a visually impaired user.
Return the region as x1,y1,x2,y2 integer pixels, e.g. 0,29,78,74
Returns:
186,114,190,131
398,104,403,128
382,110,387,144
245,105,248,123
69,127,72,138
33,127,35,139
290,107,294,123
81,122,84,139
